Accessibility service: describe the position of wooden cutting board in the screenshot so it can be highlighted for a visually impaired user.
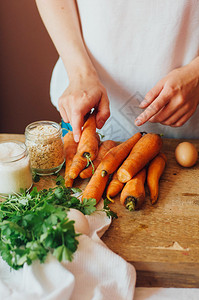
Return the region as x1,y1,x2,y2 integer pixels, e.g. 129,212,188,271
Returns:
102,138,199,288
1,134,199,288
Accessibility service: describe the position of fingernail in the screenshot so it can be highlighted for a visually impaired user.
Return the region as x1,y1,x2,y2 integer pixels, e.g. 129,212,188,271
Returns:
98,120,104,128
135,119,142,126
139,100,147,108
74,135,79,143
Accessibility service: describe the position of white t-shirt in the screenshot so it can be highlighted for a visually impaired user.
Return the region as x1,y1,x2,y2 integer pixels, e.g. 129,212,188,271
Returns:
50,0,199,141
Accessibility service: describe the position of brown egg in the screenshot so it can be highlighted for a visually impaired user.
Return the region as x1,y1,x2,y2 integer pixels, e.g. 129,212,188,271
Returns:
175,142,198,167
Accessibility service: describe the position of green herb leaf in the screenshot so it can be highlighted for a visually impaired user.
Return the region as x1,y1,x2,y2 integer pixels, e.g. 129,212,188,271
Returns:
81,198,97,215
103,198,118,219
71,187,82,194
0,183,95,270
53,245,73,262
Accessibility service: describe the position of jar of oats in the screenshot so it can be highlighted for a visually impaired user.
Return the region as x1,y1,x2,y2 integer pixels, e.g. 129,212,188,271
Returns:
25,121,65,175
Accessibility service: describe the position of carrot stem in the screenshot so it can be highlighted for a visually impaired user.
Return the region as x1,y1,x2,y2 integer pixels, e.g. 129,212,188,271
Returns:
101,170,108,177
125,197,136,211
84,153,95,174
83,152,90,159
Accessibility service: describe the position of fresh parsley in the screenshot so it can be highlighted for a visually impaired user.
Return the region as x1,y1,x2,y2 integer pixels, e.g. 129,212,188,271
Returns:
0,175,117,270
0,185,96,270
55,174,117,218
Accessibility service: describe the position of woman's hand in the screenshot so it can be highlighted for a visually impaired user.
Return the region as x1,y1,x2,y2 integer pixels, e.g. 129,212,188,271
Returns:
58,71,110,142
135,58,199,127
36,0,110,142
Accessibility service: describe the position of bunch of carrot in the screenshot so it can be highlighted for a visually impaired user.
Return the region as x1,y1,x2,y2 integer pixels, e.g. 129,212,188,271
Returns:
82,131,167,210
63,110,167,211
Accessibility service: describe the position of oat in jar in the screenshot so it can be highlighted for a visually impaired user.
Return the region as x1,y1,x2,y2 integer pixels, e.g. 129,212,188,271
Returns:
25,121,65,175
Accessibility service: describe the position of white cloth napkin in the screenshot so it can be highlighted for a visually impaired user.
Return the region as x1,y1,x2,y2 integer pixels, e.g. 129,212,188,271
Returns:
0,204,136,300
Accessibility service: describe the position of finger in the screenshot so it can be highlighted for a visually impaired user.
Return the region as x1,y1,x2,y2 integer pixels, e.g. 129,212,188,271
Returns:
58,96,70,123
96,93,110,129
70,111,84,143
59,106,69,123
148,95,180,123
169,110,195,127
156,100,196,126
161,106,196,127
135,89,170,126
139,81,164,108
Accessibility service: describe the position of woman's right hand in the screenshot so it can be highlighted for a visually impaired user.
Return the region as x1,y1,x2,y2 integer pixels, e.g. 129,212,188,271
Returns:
58,71,110,142
36,0,109,142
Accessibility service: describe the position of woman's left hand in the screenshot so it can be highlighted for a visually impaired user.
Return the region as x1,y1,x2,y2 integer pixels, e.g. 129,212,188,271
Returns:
135,57,199,127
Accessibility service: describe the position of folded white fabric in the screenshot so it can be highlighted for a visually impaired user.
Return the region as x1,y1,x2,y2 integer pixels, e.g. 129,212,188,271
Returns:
0,205,136,300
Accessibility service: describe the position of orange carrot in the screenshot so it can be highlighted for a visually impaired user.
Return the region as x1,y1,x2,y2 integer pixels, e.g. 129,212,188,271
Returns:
63,131,78,187
99,132,142,177
106,172,124,202
79,140,117,179
69,111,99,179
69,153,88,180
120,168,146,211
82,167,109,205
147,152,167,204
117,133,163,183
77,110,99,161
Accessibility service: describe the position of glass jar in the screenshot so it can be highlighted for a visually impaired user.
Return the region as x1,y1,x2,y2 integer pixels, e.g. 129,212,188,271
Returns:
25,121,65,175
0,141,33,195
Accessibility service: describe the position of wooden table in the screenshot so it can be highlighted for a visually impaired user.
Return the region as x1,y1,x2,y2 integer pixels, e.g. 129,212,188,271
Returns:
1,134,199,288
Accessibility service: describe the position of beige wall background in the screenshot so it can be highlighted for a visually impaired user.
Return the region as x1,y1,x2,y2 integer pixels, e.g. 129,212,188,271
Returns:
0,0,60,134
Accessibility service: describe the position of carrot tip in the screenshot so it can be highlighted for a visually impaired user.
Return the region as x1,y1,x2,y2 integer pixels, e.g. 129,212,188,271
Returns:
107,195,114,203
151,198,158,205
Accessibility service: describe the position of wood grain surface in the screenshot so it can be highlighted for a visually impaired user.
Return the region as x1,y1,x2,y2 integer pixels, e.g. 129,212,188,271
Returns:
1,134,199,287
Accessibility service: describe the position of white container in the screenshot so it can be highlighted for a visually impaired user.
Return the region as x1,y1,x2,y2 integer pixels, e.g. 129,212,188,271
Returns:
0,141,33,195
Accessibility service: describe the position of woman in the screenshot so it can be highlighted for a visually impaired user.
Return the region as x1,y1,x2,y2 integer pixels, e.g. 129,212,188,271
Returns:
36,0,199,141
